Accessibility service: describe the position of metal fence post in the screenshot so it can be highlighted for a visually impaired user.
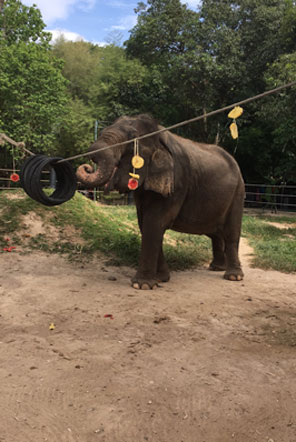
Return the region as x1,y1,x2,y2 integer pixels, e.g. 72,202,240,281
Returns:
93,120,99,202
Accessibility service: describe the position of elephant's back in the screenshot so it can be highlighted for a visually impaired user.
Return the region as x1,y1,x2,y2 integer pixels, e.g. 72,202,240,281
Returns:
170,133,243,183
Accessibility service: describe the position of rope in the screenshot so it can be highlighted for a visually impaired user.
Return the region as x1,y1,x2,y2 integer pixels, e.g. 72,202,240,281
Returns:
0,133,34,156
57,80,296,164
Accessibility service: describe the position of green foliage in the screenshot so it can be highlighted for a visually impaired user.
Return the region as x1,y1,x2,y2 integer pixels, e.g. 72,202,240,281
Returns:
89,45,151,120
0,41,68,153
126,0,199,65
280,0,296,53
0,0,51,46
254,53,296,182
53,40,152,118
2,0,296,183
55,98,94,160
0,0,68,155
126,0,206,131
125,0,296,181
52,40,153,153
53,39,100,102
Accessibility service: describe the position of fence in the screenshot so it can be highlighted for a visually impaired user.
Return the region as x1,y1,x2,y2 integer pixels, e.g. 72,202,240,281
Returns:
0,168,22,190
245,184,296,213
0,168,295,212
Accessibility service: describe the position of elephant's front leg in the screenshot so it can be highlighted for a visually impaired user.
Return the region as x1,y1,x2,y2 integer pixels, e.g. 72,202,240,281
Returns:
132,223,165,290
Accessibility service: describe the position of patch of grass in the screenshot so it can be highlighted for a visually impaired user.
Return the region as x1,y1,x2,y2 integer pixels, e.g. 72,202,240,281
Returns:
28,233,84,258
51,193,211,269
163,230,211,270
259,215,296,224
0,190,41,246
51,196,142,266
242,215,296,273
1,191,295,272
0,190,211,270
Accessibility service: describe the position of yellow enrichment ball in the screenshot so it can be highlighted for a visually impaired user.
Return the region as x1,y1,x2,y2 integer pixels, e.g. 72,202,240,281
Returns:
228,106,243,119
132,155,145,169
230,122,239,139
129,172,140,179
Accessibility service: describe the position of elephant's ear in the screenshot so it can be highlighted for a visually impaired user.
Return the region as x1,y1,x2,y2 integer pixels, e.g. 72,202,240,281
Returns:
144,145,174,197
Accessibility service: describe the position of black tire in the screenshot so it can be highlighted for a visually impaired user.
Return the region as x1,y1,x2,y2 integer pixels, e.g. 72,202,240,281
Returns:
20,155,77,206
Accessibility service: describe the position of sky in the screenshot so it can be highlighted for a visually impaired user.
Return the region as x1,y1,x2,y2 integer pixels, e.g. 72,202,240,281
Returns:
23,0,201,46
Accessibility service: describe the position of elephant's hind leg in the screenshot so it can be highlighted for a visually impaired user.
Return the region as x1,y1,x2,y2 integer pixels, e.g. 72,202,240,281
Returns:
222,194,244,281
208,235,227,271
223,239,244,281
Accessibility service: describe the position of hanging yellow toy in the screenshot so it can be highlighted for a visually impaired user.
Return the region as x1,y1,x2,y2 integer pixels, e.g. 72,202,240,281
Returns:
228,106,243,139
128,139,145,190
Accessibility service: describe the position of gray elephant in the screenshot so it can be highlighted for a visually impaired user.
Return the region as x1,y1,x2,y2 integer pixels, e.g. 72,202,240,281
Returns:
77,114,245,289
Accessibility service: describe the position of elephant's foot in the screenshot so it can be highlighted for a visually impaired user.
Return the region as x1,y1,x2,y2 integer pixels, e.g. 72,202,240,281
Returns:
223,268,244,281
209,261,226,271
156,270,170,283
156,259,170,282
131,275,159,290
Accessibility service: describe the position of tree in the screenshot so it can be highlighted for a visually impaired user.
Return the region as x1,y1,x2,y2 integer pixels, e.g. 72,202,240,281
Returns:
0,0,51,46
53,40,153,122
55,98,94,161
126,0,199,66
90,45,153,121
53,39,100,103
0,0,68,154
254,53,296,182
125,0,205,132
125,0,296,182
0,41,68,153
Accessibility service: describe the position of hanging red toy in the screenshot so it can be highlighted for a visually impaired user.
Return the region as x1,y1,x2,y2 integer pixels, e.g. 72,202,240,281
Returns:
128,178,139,190
127,139,144,191
10,173,20,182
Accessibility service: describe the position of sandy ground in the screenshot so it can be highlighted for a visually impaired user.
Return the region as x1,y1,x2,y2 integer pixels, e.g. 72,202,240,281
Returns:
0,236,296,442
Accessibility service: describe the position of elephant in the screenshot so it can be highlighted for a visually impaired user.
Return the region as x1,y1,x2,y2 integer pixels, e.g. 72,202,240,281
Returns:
76,114,245,290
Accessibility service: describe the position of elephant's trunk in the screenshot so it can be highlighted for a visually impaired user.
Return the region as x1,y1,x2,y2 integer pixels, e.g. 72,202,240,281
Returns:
76,160,115,188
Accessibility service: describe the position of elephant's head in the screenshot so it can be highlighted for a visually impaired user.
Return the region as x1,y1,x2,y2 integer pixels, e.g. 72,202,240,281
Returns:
76,114,174,197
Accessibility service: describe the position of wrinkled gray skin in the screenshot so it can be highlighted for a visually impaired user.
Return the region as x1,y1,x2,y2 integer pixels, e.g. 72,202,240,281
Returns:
77,114,245,290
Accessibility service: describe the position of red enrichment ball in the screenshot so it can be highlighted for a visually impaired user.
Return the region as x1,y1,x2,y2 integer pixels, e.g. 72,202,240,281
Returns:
128,178,138,190
10,173,20,183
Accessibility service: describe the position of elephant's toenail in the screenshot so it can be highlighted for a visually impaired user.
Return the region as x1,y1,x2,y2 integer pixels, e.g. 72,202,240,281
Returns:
141,283,150,290
229,275,236,281
133,283,140,289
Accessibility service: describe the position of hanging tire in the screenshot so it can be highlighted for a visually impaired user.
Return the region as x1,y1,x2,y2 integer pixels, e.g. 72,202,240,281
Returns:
20,155,77,206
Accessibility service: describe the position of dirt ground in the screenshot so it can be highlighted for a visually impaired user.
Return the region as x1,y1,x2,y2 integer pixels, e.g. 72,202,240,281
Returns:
0,235,296,442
